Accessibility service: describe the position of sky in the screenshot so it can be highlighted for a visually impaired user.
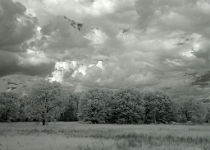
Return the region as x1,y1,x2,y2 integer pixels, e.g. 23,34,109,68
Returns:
0,0,210,97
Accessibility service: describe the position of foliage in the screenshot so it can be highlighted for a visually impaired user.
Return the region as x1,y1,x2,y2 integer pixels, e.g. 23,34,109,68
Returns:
205,106,210,123
174,96,208,124
0,92,19,122
1,84,210,125
200,98,210,123
59,91,79,121
108,88,145,124
28,80,66,125
144,91,174,124
16,95,32,121
78,88,113,124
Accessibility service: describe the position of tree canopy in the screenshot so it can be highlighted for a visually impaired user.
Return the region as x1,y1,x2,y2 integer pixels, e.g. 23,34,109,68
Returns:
144,91,174,124
29,80,66,125
0,92,19,122
109,88,145,124
1,84,210,125
78,88,113,124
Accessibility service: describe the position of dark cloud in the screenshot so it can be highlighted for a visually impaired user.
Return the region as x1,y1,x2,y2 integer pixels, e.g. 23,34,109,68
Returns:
0,51,55,77
192,71,210,87
0,0,55,77
192,41,210,66
0,0,37,52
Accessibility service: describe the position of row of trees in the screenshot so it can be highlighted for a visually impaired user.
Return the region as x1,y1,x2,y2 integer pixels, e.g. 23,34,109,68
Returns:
0,80,210,125
78,88,210,124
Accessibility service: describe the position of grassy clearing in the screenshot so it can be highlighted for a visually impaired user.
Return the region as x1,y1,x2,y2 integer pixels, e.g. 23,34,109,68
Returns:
0,122,210,150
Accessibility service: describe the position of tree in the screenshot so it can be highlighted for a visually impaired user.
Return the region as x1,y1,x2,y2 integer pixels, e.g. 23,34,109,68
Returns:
29,80,66,125
77,88,113,124
109,88,145,124
144,91,174,124
200,98,210,123
59,91,79,121
174,96,208,124
0,92,19,122
205,105,210,123
17,95,32,122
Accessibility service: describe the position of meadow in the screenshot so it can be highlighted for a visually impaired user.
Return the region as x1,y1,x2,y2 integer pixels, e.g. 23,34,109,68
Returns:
0,122,210,150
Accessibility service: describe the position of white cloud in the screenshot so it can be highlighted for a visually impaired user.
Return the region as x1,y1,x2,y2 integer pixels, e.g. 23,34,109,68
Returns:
84,28,108,45
77,65,87,75
96,61,103,69
3,0,210,96
47,61,76,82
18,49,51,66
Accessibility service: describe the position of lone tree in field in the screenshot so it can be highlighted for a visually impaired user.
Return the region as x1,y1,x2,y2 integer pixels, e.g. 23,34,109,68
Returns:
29,80,66,125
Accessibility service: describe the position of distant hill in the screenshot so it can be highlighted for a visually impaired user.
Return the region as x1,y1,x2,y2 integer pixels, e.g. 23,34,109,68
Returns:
1,71,209,97
0,74,41,96
192,71,210,87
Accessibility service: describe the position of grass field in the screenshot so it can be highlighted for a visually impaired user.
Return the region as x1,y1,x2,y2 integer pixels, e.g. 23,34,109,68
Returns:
0,122,210,150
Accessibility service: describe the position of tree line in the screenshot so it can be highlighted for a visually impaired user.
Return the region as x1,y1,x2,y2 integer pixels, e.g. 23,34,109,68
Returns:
0,80,210,125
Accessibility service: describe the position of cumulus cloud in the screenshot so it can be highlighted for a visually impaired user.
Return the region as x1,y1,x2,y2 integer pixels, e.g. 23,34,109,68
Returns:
0,0,55,77
0,0,36,52
2,0,210,96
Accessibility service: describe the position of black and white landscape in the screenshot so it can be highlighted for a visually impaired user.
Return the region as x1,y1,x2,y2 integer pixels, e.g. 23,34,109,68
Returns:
0,0,210,150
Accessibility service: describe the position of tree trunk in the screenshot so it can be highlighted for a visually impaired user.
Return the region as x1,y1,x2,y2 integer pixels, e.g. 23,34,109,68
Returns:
154,115,157,124
42,112,46,125
42,118,45,125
